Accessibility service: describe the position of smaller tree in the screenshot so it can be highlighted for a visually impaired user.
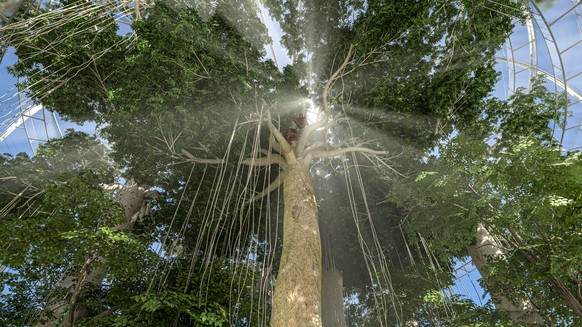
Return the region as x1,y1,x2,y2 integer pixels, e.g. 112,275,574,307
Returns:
391,80,581,324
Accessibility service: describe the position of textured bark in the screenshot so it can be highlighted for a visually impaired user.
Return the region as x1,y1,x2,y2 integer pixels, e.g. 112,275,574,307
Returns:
322,266,347,327
467,224,544,325
271,164,322,327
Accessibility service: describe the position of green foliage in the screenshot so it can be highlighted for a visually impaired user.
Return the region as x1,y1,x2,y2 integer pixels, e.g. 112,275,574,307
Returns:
346,286,521,326
262,1,529,323
101,1,279,183
0,132,155,326
8,0,127,122
392,79,581,323
417,294,520,326
126,291,228,326
74,258,263,326
264,0,523,148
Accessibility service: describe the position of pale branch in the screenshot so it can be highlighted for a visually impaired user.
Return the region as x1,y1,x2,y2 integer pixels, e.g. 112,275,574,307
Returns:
303,142,332,155
180,149,225,165
0,185,44,219
310,146,387,159
135,0,142,21
152,132,183,154
0,189,26,218
253,148,285,162
372,154,408,178
143,189,159,199
99,183,124,192
152,117,220,164
296,114,329,156
323,44,355,116
353,34,402,68
154,117,184,153
93,307,119,318
269,135,283,155
256,148,271,157
12,190,44,218
242,154,288,171
65,256,93,324
296,113,344,157
246,172,285,204
265,112,295,162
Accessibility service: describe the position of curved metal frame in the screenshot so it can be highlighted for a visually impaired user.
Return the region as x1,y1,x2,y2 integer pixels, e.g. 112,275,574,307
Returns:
1,0,64,153
0,0,137,153
498,0,582,149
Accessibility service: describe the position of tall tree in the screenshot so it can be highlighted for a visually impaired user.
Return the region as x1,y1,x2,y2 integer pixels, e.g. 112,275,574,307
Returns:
262,0,524,324
1,0,541,326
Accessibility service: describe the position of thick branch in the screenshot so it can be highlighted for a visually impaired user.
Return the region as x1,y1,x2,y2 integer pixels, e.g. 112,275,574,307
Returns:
246,172,285,204
242,154,288,171
92,307,119,319
509,229,582,316
143,189,159,199
65,256,93,324
99,183,123,192
310,146,386,159
265,112,296,163
180,149,224,165
296,116,327,156
135,0,142,21
303,142,331,155
270,135,283,154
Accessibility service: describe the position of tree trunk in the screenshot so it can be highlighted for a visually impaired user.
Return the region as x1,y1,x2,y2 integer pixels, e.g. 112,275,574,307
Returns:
0,0,26,17
36,182,152,326
271,164,322,327
467,224,544,325
322,266,347,327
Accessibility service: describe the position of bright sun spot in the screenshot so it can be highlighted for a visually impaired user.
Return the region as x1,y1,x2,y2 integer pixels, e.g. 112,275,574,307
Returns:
304,98,321,125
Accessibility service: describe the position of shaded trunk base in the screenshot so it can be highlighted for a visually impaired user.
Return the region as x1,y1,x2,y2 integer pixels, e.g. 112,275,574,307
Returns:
322,266,347,327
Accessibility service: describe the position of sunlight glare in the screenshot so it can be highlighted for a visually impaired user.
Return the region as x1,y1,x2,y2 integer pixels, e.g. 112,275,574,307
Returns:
305,98,321,125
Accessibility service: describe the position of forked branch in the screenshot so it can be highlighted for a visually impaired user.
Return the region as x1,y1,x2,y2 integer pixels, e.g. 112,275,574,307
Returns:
296,113,345,157
152,117,224,164
296,46,353,157
323,44,355,116
269,135,283,155
241,111,293,203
